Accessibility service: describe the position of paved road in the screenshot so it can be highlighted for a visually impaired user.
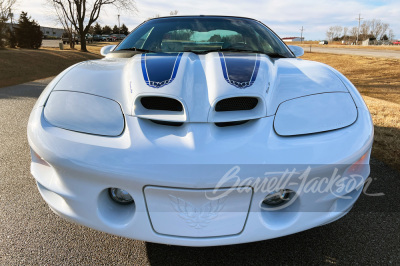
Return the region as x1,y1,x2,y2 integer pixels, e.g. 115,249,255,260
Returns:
307,46,400,59
1,79,399,265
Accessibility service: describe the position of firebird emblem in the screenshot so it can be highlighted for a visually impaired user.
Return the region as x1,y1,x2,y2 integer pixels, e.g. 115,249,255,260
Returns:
169,195,225,229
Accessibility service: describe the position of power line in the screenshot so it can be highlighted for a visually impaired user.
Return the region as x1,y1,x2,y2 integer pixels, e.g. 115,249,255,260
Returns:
355,13,363,45
118,14,120,35
300,26,304,43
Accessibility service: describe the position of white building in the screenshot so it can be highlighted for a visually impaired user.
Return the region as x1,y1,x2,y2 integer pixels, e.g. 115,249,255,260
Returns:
40,26,65,38
282,37,304,42
5,23,65,38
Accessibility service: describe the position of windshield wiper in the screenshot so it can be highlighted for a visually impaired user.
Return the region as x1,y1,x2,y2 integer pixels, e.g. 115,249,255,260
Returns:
118,47,156,53
190,48,287,58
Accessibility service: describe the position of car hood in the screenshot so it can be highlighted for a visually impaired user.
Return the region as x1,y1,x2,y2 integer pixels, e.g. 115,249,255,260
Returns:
52,52,349,122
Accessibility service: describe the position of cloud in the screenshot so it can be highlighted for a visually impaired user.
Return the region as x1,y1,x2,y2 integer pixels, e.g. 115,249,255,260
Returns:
13,0,400,40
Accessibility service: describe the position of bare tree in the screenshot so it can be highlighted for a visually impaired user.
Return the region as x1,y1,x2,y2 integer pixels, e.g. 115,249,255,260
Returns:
380,23,389,40
169,10,178,16
49,0,75,48
326,26,334,42
359,21,370,41
0,0,16,18
50,0,137,52
350,26,358,43
343,26,348,42
329,25,343,41
388,29,395,41
0,0,17,47
369,19,384,39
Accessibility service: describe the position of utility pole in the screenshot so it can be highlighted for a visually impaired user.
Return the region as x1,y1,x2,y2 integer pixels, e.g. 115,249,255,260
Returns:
8,7,13,27
355,13,363,45
300,26,304,43
118,14,121,35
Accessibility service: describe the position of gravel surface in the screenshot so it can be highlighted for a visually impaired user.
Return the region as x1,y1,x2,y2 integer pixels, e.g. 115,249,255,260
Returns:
0,78,399,265
307,47,400,59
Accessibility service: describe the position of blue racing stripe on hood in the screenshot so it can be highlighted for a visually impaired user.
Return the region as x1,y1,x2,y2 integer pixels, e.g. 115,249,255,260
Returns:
141,53,183,88
219,52,260,89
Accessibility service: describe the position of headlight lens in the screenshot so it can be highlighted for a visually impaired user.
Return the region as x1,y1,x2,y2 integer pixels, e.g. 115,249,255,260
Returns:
44,91,124,136
274,92,357,136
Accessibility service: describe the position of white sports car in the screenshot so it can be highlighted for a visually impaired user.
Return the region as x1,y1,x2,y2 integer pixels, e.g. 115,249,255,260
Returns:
28,16,373,246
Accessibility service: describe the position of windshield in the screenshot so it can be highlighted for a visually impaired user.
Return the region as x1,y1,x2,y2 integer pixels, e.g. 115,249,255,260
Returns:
115,16,294,57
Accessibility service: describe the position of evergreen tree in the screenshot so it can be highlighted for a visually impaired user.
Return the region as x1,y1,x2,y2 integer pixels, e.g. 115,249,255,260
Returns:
112,24,119,34
102,25,111,35
120,24,128,35
93,22,102,35
15,11,42,49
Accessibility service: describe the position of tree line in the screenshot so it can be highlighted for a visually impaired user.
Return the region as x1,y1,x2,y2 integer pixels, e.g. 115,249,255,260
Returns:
91,22,129,36
1,0,137,51
326,19,395,43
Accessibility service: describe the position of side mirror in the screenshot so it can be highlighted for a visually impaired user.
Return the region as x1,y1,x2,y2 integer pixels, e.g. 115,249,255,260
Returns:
100,45,117,56
287,45,304,57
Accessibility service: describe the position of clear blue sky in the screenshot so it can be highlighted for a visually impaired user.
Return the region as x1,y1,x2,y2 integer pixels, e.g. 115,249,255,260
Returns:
12,0,400,40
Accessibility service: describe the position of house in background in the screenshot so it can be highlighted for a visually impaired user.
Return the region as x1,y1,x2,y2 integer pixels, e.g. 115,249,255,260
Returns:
362,38,392,46
282,37,304,42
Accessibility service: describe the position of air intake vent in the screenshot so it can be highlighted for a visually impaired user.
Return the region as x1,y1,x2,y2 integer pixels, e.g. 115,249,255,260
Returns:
215,120,249,127
215,97,258,112
141,96,183,112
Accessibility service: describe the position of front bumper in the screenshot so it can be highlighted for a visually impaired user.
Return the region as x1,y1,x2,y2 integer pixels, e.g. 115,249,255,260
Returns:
28,107,373,246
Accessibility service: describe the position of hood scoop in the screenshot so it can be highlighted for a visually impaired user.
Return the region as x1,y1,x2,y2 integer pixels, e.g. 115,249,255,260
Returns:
140,96,183,112
134,95,187,122
215,97,259,112
129,52,271,124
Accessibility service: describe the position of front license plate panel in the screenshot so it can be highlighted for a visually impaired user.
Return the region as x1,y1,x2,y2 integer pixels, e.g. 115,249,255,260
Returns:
144,186,253,238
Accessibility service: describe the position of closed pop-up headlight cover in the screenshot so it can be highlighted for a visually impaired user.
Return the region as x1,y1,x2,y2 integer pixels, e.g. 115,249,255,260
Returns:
274,92,358,136
44,91,125,136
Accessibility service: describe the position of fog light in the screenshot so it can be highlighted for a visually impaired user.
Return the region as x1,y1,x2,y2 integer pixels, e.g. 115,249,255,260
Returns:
109,188,134,205
262,189,294,206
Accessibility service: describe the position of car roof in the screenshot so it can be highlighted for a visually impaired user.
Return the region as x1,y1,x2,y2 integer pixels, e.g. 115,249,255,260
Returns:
146,15,260,23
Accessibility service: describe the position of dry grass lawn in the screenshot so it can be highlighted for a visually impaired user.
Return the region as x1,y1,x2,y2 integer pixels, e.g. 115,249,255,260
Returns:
317,44,400,51
0,45,104,88
44,41,115,55
302,53,400,171
291,41,400,51
363,96,400,171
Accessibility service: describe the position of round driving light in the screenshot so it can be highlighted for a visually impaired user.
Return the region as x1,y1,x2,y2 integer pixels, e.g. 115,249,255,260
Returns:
108,188,134,205
262,189,294,206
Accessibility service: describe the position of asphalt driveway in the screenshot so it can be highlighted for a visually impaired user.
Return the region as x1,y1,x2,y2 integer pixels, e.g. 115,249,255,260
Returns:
0,79,399,265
